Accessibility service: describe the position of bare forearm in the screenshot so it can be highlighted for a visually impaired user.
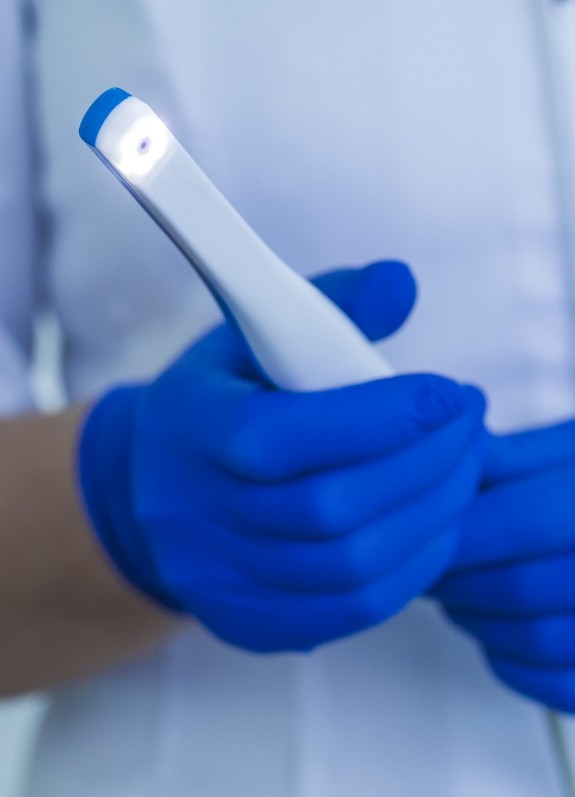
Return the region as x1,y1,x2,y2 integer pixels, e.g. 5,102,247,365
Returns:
0,405,181,696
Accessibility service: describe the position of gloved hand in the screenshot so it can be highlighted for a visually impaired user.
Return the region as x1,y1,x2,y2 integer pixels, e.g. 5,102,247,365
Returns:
79,260,486,653
431,421,575,712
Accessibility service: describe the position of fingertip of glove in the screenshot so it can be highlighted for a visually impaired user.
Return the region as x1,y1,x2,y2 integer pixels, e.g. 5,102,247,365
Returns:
372,259,416,296
413,377,486,431
461,384,488,418
358,260,417,339
311,260,417,342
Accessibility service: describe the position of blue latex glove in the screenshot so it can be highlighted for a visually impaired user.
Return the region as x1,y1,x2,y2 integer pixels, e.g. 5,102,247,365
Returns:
79,260,486,653
431,421,575,712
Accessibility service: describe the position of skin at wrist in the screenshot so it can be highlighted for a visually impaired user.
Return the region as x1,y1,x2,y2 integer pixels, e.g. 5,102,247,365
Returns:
0,404,184,697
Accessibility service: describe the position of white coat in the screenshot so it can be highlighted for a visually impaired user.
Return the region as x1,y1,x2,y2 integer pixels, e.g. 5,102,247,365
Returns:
2,0,575,794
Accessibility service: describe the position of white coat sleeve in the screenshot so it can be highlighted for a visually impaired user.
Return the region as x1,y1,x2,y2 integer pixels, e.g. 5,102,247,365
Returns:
0,0,38,415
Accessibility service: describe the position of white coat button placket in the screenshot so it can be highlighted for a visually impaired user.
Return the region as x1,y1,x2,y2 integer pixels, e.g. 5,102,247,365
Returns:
529,4,575,795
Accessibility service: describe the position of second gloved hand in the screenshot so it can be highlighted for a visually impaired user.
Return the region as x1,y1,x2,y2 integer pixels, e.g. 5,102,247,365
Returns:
79,261,486,653
432,421,575,712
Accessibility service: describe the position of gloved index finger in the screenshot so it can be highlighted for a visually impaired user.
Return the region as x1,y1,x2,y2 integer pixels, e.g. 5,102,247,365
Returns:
483,420,575,486
218,374,486,482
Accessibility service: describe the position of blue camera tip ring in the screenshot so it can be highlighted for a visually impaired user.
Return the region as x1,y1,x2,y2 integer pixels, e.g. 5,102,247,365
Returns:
79,88,132,147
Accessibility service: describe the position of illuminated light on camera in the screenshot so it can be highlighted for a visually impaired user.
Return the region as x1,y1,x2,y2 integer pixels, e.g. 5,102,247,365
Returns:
116,115,170,178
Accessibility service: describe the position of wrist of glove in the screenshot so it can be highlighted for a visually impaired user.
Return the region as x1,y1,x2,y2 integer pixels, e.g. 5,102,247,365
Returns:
80,385,182,612
78,261,486,653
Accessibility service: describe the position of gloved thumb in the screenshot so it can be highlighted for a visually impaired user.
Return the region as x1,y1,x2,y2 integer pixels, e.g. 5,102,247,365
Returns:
311,260,417,342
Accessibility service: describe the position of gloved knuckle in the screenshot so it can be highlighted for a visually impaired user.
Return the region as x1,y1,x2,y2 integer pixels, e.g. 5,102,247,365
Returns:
225,405,276,480
348,589,384,630
505,569,533,608
525,621,557,661
305,480,350,536
333,538,373,586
